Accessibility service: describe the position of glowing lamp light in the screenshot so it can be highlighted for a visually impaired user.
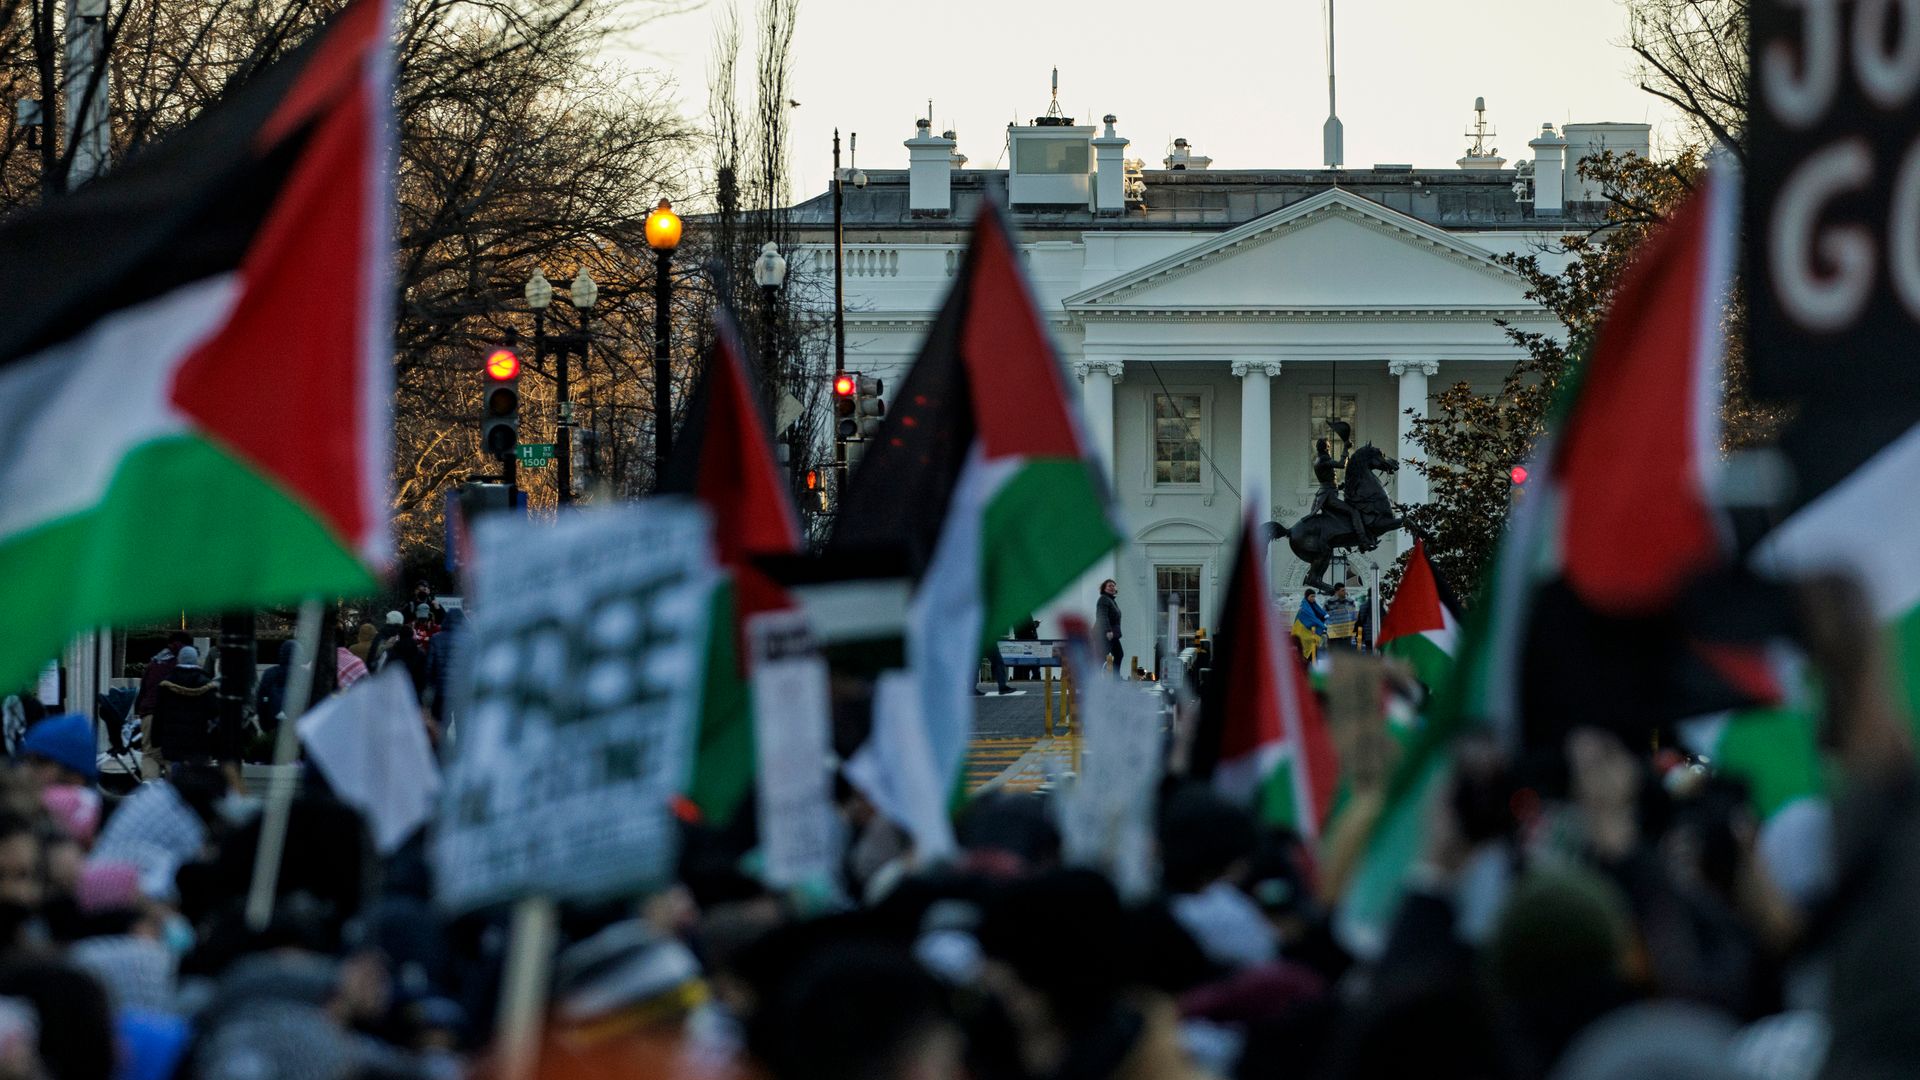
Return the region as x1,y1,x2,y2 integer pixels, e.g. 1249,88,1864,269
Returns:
1510,465,1529,486
486,348,521,380
644,198,683,252
834,373,856,396
805,469,820,491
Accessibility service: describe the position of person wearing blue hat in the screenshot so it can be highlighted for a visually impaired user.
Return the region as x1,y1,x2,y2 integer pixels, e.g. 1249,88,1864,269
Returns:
21,713,98,787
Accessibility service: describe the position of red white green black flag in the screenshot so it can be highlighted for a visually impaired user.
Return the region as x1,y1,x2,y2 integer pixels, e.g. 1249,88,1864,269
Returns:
0,0,394,691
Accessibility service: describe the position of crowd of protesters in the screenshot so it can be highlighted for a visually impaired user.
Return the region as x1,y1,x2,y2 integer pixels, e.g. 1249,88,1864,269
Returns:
0,577,1910,1080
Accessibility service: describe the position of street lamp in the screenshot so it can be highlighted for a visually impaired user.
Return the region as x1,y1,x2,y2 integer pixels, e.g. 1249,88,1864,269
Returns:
753,240,787,293
645,198,682,482
524,268,553,311
570,269,598,310
752,241,787,372
524,267,597,505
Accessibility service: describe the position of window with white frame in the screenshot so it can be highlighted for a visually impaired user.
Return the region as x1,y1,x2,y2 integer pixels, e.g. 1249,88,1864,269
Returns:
1308,394,1359,484
1154,565,1203,648
1152,392,1205,486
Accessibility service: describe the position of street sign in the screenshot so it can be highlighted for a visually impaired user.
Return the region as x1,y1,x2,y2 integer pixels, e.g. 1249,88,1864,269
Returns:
774,393,804,436
513,443,555,467
432,502,718,913
996,639,1066,668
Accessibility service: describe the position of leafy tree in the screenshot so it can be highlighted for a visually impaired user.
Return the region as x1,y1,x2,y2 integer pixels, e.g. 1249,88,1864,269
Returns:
1395,148,1785,601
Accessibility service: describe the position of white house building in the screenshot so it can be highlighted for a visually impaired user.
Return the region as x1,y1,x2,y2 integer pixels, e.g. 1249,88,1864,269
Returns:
786,105,1645,654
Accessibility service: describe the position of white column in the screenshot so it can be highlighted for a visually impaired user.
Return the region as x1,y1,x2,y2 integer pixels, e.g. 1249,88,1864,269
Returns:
1063,360,1124,638
1388,358,1439,506
63,631,97,715
1072,359,1123,485
1232,360,1279,510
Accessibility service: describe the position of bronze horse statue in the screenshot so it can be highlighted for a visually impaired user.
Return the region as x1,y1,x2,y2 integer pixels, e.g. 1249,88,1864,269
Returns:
1265,443,1405,591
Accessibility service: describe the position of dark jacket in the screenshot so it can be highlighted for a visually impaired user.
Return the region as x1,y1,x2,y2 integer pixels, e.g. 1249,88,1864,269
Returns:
384,630,429,698
425,609,466,722
368,625,405,673
135,648,180,717
255,639,298,729
1096,593,1123,643
154,666,220,758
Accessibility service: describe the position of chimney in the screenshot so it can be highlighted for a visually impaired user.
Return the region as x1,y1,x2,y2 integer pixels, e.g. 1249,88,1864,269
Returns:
1528,122,1566,217
907,118,956,214
943,131,967,168
1092,114,1129,214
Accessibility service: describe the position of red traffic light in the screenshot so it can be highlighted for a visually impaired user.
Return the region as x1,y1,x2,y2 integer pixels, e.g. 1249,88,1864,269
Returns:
833,373,855,397
486,348,521,380
805,468,820,491
1510,465,1529,486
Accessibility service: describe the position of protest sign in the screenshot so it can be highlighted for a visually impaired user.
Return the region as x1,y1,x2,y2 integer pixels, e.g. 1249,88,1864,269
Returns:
432,501,717,913
845,669,958,862
1058,637,1163,900
747,610,842,889
298,667,439,855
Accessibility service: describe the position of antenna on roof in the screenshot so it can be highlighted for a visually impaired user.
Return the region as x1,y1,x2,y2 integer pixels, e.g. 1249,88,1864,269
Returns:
1458,96,1507,169
1046,66,1065,119
1322,0,1343,168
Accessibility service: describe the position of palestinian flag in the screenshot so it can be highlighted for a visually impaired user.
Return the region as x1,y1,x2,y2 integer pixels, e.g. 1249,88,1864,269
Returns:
1191,506,1338,838
0,0,392,692
662,312,801,826
829,202,1118,815
1378,537,1462,697
1340,161,1742,953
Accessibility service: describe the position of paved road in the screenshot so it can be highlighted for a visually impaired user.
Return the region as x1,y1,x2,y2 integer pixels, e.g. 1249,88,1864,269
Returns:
965,672,1076,792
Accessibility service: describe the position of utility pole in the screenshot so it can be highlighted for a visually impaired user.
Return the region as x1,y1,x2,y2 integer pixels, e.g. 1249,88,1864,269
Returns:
833,129,846,375
57,0,113,717
32,0,56,195
652,248,672,479
64,0,110,187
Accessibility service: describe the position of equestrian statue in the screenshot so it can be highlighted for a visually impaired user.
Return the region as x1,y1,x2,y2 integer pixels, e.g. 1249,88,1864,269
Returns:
1266,422,1405,592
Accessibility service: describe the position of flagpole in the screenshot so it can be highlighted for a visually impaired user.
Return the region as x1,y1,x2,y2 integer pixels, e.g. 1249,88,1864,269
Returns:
1369,555,1380,652
245,597,324,931
495,895,558,1080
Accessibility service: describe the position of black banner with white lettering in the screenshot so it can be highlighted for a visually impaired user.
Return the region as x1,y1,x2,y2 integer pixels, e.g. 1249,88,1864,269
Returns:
1747,0,1920,503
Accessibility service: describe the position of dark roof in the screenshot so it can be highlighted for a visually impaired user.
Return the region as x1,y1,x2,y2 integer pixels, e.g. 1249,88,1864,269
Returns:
788,167,1609,234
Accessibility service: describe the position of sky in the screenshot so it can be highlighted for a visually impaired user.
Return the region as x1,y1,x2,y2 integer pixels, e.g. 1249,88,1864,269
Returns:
620,0,1682,202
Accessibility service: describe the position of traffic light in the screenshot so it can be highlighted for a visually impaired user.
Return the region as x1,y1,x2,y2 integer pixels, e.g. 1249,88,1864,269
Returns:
853,375,885,438
833,371,857,441
796,463,830,512
482,346,521,459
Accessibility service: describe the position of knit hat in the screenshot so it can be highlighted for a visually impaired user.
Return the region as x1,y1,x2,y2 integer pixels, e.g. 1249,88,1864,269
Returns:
76,860,144,914
386,611,404,625
173,646,200,668
22,713,98,782
1489,865,1631,1000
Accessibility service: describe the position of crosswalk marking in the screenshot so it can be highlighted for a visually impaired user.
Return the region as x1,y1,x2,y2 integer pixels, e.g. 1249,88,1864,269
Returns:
965,736,1041,791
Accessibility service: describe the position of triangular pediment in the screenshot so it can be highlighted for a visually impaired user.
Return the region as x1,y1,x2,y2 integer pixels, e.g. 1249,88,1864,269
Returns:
1064,188,1535,313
